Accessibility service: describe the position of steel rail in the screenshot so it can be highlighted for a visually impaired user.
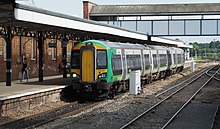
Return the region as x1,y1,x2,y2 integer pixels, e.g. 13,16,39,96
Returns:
161,68,220,129
27,102,99,129
0,102,78,128
26,92,126,129
205,68,220,82
155,66,211,97
120,65,216,129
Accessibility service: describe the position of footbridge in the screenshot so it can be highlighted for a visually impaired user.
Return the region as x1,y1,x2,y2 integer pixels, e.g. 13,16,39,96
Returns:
86,2,220,36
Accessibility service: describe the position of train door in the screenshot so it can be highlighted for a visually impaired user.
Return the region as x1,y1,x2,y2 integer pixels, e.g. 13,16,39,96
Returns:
80,46,96,82
121,49,127,80
167,50,172,69
149,50,153,74
140,50,144,75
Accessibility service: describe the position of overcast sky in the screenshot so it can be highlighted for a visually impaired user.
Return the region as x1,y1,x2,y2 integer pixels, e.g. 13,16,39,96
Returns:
16,0,220,44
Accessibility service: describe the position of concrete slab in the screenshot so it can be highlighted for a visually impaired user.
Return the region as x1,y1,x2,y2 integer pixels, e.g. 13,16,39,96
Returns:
166,103,218,129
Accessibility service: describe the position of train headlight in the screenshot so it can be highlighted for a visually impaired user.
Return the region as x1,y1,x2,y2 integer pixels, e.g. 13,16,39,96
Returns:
98,73,107,79
73,73,77,78
72,73,79,78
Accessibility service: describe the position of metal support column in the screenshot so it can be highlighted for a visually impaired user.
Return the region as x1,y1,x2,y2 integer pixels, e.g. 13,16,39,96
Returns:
62,38,68,78
5,26,12,86
38,31,44,82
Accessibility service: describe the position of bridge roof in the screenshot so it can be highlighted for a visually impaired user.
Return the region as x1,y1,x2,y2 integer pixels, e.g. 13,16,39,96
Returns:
90,3,220,16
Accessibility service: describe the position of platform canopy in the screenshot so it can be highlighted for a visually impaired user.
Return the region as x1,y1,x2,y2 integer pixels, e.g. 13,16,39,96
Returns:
149,37,193,48
0,0,149,43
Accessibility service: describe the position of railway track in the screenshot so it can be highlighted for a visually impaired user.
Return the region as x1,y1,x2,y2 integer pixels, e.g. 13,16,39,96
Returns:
207,65,220,81
155,66,212,98
0,92,125,129
120,65,220,129
0,101,93,129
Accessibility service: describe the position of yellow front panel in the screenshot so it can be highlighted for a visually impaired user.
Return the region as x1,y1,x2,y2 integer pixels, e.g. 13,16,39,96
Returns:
96,69,108,78
82,50,94,82
71,69,80,75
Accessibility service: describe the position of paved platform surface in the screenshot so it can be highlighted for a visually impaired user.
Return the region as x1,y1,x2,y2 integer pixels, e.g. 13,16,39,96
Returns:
167,103,218,129
0,75,70,101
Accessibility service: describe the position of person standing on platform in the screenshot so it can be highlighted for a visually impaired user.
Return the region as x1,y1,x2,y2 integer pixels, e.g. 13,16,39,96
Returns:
20,58,29,82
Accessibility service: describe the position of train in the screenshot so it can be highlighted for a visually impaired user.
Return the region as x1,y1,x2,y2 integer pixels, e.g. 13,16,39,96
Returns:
70,40,184,98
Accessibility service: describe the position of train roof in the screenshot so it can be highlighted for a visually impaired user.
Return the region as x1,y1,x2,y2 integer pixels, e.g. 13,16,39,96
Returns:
147,45,170,50
94,40,150,49
83,40,184,51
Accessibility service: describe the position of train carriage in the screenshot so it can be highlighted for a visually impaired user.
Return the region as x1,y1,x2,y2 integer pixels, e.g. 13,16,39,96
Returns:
70,40,184,98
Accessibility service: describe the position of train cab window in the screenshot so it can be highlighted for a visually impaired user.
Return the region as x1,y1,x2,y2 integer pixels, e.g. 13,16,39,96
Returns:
71,50,80,68
97,50,107,69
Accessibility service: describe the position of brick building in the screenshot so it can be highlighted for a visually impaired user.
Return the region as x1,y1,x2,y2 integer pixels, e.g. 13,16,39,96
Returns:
0,36,73,82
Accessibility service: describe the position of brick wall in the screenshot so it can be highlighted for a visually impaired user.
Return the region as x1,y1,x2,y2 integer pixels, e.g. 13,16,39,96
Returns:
0,36,73,82
83,1,97,19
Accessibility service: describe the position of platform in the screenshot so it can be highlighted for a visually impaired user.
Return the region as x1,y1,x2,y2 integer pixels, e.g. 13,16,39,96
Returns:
0,75,71,116
0,75,70,101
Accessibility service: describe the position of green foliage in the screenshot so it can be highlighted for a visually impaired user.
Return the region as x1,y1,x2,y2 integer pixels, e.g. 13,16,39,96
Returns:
189,40,220,60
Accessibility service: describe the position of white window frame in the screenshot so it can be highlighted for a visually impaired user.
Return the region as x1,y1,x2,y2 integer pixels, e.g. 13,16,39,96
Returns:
52,47,56,60
51,39,56,61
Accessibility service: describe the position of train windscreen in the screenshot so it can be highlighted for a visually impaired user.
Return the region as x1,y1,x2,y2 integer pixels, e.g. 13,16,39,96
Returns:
97,50,107,69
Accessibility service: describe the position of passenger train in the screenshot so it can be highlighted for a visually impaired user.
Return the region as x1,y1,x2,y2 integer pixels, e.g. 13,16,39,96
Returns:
70,40,184,98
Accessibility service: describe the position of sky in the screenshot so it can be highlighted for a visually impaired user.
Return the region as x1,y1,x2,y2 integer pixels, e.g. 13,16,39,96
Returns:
16,0,220,44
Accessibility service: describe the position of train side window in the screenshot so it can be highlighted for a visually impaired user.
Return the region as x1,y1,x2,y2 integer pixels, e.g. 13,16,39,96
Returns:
126,55,141,71
174,53,177,64
97,50,107,69
112,55,122,75
71,50,80,68
144,54,150,70
153,54,157,69
159,54,167,66
177,54,182,64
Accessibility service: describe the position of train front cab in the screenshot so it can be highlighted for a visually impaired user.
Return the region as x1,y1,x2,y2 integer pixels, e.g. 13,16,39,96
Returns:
71,41,111,97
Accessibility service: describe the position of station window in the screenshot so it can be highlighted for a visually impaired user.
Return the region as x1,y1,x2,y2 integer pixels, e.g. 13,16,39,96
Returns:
31,37,36,60
97,50,107,69
51,39,56,61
